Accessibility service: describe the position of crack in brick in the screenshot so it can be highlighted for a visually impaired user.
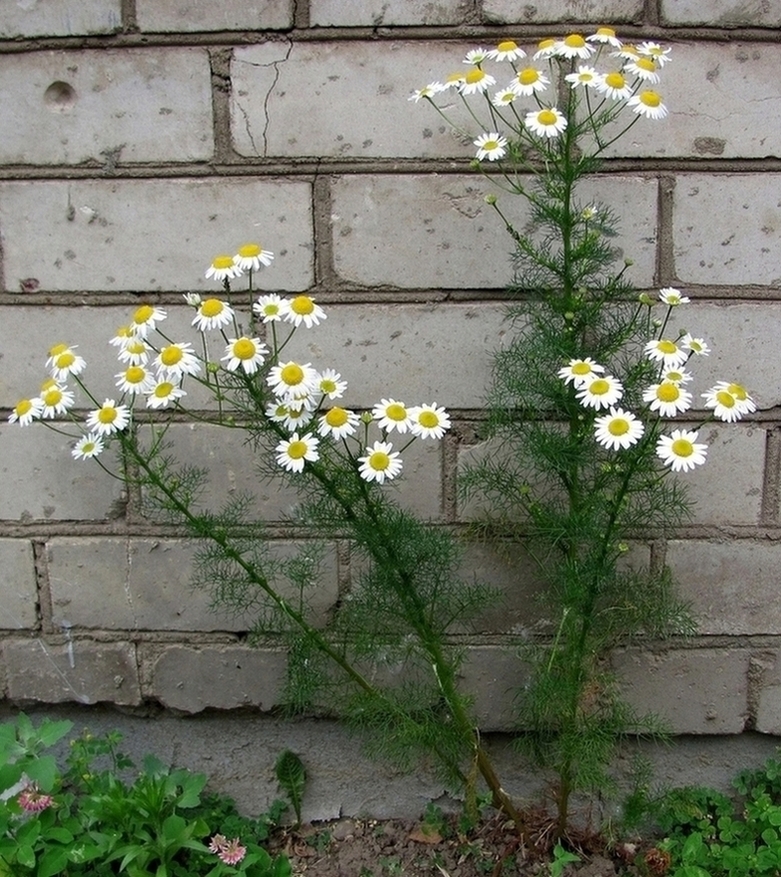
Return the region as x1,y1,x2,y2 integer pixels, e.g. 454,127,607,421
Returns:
234,40,293,156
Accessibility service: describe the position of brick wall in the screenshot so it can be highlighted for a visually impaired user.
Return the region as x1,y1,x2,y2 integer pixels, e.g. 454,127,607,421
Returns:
1,0,781,748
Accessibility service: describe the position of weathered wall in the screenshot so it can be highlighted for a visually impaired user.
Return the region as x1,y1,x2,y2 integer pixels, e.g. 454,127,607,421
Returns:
1,0,781,809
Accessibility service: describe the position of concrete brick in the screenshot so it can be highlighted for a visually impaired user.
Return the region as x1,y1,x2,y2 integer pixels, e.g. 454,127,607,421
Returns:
47,537,339,631
0,179,313,293
0,424,123,522
310,0,470,25
144,645,286,712
330,175,657,289
754,651,781,734
662,0,781,26
673,174,781,287
136,0,292,31
156,420,444,521
614,647,749,734
0,1,121,37
482,0,644,23
666,540,781,636
3,639,141,705
0,540,38,630
458,646,528,731
0,49,213,166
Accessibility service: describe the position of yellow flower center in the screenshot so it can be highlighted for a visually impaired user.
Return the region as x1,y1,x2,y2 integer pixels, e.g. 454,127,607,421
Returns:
465,69,486,84
727,383,748,400
386,403,407,421
133,304,154,324
518,68,540,85
571,361,591,376
636,57,657,71
640,90,662,107
589,379,609,396
116,326,132,339
281,364,304,386
16,399,33,416
657,340,678,354
212,255,234,270
55,352,75,369
483,139,499,151
291,295,315,316
605,72,626,89
446,71,465,83
671,439,694,458
48,342,68,357
326,407,349,427
125,366,146,384
418,411,439,429
263,303,280,315
608,418,630,436
127,340,146,355
154,382,174,398
538,109,557,126
596,27,616,37
233,339,256,361
538,38,555,50
564,34,586,48
369,451,391,471
40,378,58,392
666,371,683,382
98,407,118,424
657,383,680,402
201,299,225,318
160,346,183,366
287,440,308,460
497,40,518,53
81,441,97,454
238,244,260,258
320,379,337,393
716,390,736,408
43,388,63,405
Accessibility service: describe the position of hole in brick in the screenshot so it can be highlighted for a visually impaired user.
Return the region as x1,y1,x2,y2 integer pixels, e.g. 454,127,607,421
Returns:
44,81,76,111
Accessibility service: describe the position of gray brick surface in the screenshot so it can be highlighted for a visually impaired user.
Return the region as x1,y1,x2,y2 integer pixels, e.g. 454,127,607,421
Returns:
0,49,213,166
482,0,644,22
330,175,657,289
0,540,38,630
47,537,339,631
755,651,781,734
674,174,781,287
662,0,781,26
0,179,313,293
144,645,286,712
458,646,528,731
3,639,141,705
310,0,470,25
0,0,121,37
136,0,292,31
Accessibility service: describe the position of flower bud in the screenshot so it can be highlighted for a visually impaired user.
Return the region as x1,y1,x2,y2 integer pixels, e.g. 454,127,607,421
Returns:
624,258,634,267
485,193,497,205
638,293,654,306
360,411,374,424
206,361,220,373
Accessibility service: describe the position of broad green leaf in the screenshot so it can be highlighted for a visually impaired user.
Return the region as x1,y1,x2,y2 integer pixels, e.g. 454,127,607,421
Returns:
274,751,306,826
17,844,36,869
38,847,70,877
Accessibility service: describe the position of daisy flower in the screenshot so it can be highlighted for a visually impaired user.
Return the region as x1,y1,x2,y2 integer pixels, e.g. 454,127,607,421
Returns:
279,405,314,431
464,47,491,65
358,441,403,484
279,294,326,328
316,368,347,399
115,364,156,395
594,407,644,450
576,374,624,410
662,367,693,385
613,44,641,62
597,71,632,100
558,357,605,387
86,399,131,436
474,132,508,161
38,382,75,418
488,40,526,62
628,90,668,119
555,34,595,60
682,334,710,356
117,338,150,367
656,429,707,473
373,398,413,433
205,255,242,282
318,406,360,440
637,41,672,66
722,382,756,413
109,326,133,348
408,82,444,102
222,337,269,375
71,432,105,460
564,66,600,89
254,293,285,322
233,243,273,271
525,107,568,139
532,38,558,60
8,397,43,426
511,67,549,96
276,432,320,473
644,338,688,368
154,342,201,379
266,402,290,423
409,403,451,439
129,304,167,338
587,27,622,48
192,298,235,332
659,287,689,306
182,292,202,307
441,71,466,90
267,361,319,398
47,343,86,381
491,88,518,107
459,68,496,95
643,381,693,417
146,380,186,409
624,57,661,83
703,382,756,421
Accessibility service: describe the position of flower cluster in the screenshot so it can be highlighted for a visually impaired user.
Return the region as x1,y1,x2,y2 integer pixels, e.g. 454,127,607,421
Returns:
558,288,755,472
410,29,671,161
208,834,247,866
9,244,452,486
17,783,54,814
